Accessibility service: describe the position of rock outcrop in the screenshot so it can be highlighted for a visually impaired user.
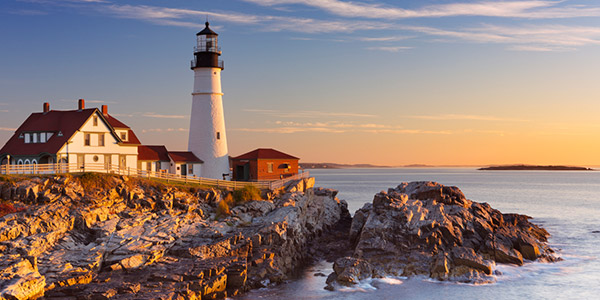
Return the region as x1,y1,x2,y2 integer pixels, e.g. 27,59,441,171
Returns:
0,175,348,299
327,181,559,288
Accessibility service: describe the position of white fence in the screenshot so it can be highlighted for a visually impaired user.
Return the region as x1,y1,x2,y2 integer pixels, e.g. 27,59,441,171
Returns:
0,163,310,190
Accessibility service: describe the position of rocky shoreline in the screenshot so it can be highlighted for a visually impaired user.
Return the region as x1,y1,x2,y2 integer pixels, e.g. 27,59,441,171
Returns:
0,176,559,299
326,181,560,289
0,174,350,299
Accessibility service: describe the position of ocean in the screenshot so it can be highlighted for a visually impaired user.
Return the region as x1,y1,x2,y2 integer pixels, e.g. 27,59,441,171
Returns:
238,168,600,299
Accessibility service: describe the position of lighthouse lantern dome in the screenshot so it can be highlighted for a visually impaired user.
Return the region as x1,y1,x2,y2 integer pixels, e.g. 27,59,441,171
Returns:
195,22,220,54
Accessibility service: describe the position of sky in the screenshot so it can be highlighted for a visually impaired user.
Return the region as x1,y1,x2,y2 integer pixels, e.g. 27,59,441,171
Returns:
1,0,600,166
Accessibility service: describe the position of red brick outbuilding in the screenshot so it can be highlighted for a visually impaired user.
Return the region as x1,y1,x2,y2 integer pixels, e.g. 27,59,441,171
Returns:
231,148,299,181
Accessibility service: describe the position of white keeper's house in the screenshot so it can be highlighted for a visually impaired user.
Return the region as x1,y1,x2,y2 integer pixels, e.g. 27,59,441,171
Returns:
0,100,140,170
0,100,204,177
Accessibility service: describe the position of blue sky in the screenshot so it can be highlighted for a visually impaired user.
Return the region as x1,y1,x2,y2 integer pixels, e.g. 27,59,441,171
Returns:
2,0,600,165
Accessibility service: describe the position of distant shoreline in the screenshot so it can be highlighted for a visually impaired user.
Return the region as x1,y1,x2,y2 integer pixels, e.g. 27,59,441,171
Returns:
478,165,595,171
300,163,597,170
299,163,393,169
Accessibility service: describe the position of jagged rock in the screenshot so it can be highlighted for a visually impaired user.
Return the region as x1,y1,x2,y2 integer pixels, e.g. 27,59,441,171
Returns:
0,256,46,300
451,247,492,275
331,257,373,285
328,181,559,287
1,174,348,299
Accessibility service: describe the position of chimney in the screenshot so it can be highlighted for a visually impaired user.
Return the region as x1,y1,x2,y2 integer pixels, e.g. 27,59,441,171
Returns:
43,102,50,113
78,99,85,111
101,105,108,116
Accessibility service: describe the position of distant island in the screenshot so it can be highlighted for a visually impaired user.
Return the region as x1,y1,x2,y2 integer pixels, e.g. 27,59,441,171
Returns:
479,165,594,171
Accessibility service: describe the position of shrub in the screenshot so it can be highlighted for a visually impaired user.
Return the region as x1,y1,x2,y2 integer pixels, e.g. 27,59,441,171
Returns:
216,193,234,218
0,202,26,218
233,185,262,204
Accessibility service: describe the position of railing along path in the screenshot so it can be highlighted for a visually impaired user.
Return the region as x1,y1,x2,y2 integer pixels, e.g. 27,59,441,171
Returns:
0,163,309,190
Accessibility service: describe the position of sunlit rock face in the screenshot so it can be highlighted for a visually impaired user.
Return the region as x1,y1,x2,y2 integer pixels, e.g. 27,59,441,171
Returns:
0,175,349,299
327,181,560,289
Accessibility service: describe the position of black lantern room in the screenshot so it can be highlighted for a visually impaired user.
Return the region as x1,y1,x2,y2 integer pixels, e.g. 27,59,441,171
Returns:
191,22,224,70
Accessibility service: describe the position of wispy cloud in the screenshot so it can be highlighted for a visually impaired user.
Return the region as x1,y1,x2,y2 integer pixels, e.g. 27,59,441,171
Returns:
95,4,390,33
0,110,9,113
243,0,600,19
59,99,117,104
409,114,528,122
21,0,600,51
231,126,451,135
142,113,186,119
244,108,376,118
231,120,452,134
367,46,412,52
0,127,17,131
103,111,187,119
398,23,600,51
141,128,188,133
359,36,411,42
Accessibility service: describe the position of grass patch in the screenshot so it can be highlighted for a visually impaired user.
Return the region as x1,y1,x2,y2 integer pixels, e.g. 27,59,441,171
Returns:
75,173,115,191
0,174,51,184
233,185,262,204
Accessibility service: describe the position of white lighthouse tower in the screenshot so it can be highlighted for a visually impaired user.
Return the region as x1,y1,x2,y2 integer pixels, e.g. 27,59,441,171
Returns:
188,22,229,179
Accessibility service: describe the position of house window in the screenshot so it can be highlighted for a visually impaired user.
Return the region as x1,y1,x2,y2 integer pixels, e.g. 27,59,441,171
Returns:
24,133,31,143
84,133,91,146
32,133,38,143
93,155,99,162
147,162,152,171
40,132,46,143
216,132,220,140
93,116,98,126
120,132,127,141
267,162,274,173
98,133,105,146
188,164,193,174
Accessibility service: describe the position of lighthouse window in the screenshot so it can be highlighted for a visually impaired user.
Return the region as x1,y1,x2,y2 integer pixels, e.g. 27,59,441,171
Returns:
216,132,221,140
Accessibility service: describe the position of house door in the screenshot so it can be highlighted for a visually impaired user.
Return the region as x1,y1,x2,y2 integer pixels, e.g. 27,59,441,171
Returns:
119,155,126,170
105,155,112,170
77,154,85,169
236,164,250,181
181,164,187,176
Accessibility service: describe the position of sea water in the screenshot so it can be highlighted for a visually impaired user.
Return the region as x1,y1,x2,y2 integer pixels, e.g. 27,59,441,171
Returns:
238,168,600,299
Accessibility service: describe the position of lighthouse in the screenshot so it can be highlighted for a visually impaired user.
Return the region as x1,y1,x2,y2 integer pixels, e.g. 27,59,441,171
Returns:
188,22,229,179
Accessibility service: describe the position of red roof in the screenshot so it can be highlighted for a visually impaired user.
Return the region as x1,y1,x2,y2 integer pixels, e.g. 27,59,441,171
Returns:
169,151,203,163
122,129,141,145
138,145,170,161
1,109,96,156
232,148,299,160
104,114,130,129
0,109,141,156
